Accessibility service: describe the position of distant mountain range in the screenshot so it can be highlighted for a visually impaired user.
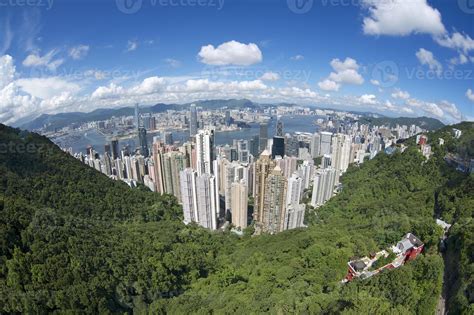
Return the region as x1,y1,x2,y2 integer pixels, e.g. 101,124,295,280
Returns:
18,98,444,132
358,116,445,131
18,99,260,131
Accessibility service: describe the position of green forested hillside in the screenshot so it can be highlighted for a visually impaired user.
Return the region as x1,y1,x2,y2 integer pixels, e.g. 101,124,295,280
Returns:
0,122,472,314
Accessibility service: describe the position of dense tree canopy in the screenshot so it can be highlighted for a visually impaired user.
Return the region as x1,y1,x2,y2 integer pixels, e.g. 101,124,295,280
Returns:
0,122,472,313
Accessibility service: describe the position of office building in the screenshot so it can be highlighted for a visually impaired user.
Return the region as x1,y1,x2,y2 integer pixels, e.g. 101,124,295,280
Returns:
189,104,198,137
259,122,268,153
272,136,285,159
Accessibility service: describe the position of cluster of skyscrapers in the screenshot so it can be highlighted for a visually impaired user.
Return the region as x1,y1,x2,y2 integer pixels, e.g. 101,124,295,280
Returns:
71,104,428,234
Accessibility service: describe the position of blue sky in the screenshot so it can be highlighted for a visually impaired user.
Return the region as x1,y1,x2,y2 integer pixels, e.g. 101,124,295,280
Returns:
0,0,473,125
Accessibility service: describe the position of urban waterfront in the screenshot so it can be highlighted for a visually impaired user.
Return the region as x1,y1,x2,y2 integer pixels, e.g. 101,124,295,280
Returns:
54,115,321,154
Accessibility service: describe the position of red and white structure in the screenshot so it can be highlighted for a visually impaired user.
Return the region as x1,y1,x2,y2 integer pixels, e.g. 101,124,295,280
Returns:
343,233,424,282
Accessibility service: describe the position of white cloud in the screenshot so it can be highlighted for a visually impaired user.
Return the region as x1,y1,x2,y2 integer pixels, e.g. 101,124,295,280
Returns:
404,97,464,122
361,0,445,36
69,45,90,60
22,49,64,71
260,71,280,81
0,54,467,125
290,55,304,61
165,58,181,68
132,76,166,94
126,40,138,52
435,32,474,54
370,79,380,86
91,83,125,99
318,79,340,91
359,94,377,105
17,77,81,100
318,57,364,91
416,48,442,75
450,53,469,66
466,89,474,102
391,89,410,100
198,40,262,66
0,55,15,89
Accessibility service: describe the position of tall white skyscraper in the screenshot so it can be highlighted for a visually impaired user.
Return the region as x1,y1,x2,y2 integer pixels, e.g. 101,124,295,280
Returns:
310,133,321,158
283,203,306,230
310,168,336,208
196,128,215,176
195,173,218,230
179,168,218,230
286,173,303,206
320,131,333,156
180,168,198,224
331,133,351,183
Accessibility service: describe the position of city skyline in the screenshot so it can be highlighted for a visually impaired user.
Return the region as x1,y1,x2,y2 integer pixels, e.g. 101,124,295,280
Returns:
0,1,473,126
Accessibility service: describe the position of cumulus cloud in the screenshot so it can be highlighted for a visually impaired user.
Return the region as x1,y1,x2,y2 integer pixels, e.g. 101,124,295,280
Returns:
17,77,81,100
318,79,340,91
69,45,90,60
361,0,445,36
91,83,125,99
0,54,467,125
391,89,410,100
466,89,474,102
359,94,377,105
0,55,15,89
370,79,380,86
318,57,364,91
260,71,280,81
416,48,442,75
434,32,474,54
198,40,262,66
403,97,464,122
22,49,64,71
132,76,166,94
